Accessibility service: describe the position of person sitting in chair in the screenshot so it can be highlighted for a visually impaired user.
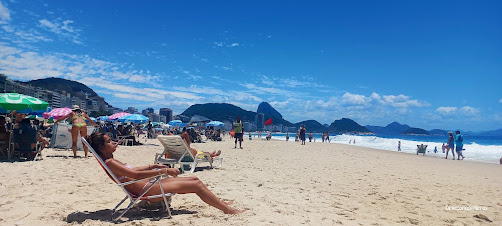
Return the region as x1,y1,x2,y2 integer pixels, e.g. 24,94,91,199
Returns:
0,116,9,141
86,132,244,214
181,127,221,158
13,118,39,159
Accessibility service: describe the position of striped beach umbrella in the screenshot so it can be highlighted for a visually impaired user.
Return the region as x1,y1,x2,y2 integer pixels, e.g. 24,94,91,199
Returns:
43,107,72,119
0,93,49,112
108,112,131,120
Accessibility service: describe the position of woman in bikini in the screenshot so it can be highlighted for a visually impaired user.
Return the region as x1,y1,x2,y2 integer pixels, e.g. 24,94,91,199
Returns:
86,132,244,214
55,105,98,157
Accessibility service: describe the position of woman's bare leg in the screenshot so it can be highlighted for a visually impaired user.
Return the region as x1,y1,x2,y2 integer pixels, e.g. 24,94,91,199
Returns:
80,126,88,157
71,126,80,157
149,177,244,214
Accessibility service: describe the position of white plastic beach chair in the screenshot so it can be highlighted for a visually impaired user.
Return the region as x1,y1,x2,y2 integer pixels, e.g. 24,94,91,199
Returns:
81,137,175,222
155,135,223,173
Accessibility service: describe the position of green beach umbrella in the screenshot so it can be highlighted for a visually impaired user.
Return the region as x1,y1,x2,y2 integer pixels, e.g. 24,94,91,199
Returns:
0,93,49,112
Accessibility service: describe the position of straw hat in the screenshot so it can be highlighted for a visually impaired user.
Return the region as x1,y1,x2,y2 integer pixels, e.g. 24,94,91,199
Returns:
72,105,80,111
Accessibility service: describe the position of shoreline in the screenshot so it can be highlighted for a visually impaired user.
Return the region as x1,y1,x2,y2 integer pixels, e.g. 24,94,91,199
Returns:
266,134,502,165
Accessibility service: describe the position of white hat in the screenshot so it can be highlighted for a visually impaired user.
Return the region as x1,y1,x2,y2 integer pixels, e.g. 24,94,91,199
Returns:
72,105,80,111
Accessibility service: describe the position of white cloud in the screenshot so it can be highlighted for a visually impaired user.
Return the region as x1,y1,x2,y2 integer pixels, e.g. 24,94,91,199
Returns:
13,29,52,42
39,19,58,31
38,18,82,44
436,106,457,115
499,98,502,103
381,94,429,108
341,92,369,105
0,1,10,24
460,106,480,116
0,42,163,86
341,92,429,109
242,83,292,95
61,20,74,32
257,74,326,89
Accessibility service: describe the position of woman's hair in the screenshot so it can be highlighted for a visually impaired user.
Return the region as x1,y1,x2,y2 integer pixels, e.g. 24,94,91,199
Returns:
86,132,106,155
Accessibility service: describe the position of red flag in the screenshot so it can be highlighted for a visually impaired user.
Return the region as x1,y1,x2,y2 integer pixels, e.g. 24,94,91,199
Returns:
264,118,272,125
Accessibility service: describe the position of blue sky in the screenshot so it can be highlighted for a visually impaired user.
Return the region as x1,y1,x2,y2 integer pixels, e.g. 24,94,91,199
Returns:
0,0,501,131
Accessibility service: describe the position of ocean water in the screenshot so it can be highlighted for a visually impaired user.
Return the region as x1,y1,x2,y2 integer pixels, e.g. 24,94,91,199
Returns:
256,133,502,164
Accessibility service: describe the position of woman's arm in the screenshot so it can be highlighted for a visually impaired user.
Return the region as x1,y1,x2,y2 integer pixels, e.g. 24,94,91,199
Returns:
55,113,71,124
106,159,179,179
132,164,168,171
83,112,98,127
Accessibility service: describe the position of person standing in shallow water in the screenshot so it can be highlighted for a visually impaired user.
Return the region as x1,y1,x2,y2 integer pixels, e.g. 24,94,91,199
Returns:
446,131,455,160
398,141,401,151
299,125,306,145
455,130,465,160
233,116,244,149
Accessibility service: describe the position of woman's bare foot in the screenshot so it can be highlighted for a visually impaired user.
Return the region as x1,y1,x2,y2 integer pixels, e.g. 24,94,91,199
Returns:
224,208,246,214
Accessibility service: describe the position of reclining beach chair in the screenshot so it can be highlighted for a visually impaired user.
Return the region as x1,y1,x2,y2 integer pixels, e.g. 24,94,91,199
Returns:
81,137,175,222
155,135,222,173
416,144,428,156
13,125,42,160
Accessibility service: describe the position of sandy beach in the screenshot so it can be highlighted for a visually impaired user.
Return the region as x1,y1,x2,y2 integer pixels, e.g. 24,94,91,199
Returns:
0,136,500,225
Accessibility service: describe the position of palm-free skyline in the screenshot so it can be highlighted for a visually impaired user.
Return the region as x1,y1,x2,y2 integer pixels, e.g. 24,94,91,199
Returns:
0,1,500,131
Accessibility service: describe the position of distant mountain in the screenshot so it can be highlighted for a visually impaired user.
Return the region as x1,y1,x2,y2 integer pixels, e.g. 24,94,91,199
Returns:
329,118,370,134
257,102,283,119
366,122,411,135
402,127,429,135
23,77,99,98
428,129,449,136
294,120,325,133
180,103,373,133
477,129,502,137
181,103,257,123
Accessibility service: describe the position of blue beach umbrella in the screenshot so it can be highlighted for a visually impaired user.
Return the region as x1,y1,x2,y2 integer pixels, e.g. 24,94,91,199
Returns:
118,114,148,123
168,120,182,127
206,121,224,127
97,115,110,121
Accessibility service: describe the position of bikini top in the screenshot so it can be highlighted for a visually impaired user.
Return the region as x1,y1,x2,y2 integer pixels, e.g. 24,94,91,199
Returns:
72,111,85,121
116,164,134,181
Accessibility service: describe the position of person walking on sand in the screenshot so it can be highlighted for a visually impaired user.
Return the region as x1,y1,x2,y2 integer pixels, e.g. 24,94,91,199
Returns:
322,132,325,142
55,105,98,158
455,130,465,160
286,132,289,141
442,143,446,153
445,131,455,160
326,132,330,143
299,125,306,145
233,116,244,149
398,141,401,151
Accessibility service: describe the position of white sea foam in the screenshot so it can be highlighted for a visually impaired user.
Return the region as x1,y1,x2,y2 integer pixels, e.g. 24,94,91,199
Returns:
271,134,502,164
